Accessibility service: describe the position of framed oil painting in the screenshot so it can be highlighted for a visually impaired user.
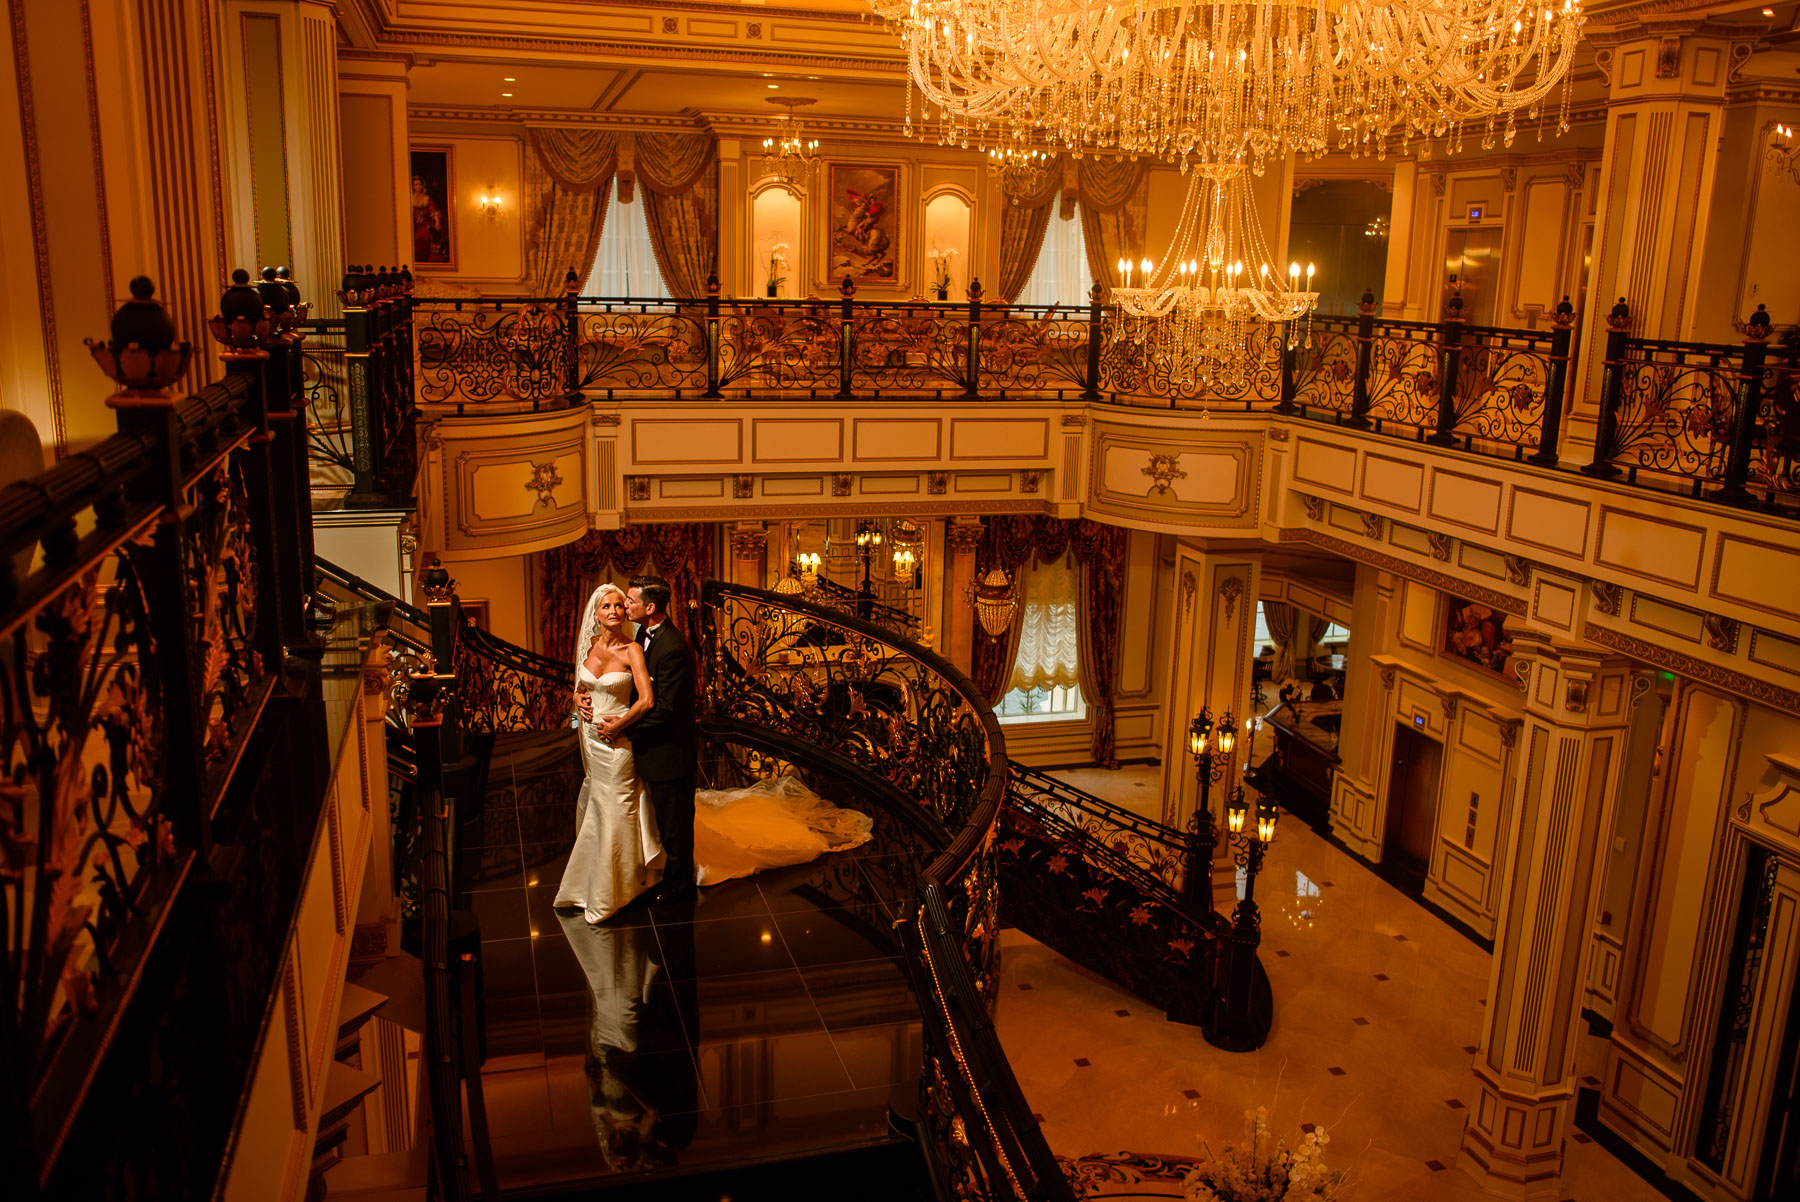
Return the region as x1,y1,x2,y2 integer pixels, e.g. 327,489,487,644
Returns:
826,163,899,285
1442,595,1514,681
408,146,455,269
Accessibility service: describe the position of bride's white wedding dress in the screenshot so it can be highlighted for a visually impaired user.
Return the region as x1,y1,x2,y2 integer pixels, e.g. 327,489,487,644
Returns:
555,668,665,924
554,661,875,924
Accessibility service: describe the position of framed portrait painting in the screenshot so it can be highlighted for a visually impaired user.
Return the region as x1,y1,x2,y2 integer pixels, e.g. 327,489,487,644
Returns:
1441,595,1514,681
408,146,455,270
826,163,900,286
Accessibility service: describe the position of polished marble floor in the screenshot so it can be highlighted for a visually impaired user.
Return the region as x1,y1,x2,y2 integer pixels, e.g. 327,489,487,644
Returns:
1001,764,1662,1202
455,733,927,1190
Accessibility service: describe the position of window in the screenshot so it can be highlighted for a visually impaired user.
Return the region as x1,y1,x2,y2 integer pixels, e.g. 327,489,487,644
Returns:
582,194,670,299
1013,194,1095,309
996,552,1087,723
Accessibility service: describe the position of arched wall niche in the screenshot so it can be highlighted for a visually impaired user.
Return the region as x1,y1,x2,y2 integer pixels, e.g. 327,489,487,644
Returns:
749,177,805,298
922,185,973,299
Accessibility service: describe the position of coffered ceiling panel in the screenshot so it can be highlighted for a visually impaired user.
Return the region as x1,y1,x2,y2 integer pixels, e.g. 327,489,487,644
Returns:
406,60,623,109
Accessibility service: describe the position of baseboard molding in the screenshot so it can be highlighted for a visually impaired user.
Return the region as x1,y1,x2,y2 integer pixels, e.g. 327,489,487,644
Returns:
1574,1087,1703,1202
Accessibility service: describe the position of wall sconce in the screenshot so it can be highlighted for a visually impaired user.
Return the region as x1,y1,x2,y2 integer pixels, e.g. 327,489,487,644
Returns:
476,189,504,222
796,551,821,582
892,547,917,574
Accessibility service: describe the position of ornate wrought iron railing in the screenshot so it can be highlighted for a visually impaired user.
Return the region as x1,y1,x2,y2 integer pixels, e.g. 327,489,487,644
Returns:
409,280,1578,469
0,274,341,1197
1586,308,1800,513
1007,765,1191,904
303,276,417,503
694,581,1072,1201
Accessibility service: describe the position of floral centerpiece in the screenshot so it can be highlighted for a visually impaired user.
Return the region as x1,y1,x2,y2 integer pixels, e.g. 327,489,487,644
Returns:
927,246,957,299
765,242,790,297
1183,1109,1344,1202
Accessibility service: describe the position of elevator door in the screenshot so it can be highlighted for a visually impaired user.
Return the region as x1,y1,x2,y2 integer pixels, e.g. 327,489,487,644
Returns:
1444,226,1503,327
1383,724,1444,895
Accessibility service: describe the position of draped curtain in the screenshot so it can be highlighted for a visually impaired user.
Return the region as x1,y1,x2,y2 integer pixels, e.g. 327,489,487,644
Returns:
1263,601,1296,683
1007,553,1080,693
537,524,717,673
636,132,718,299
523,128,617,296
996,165,1062,304
971,516,1128,765
1077,157,1149,297
1300,613,1331,674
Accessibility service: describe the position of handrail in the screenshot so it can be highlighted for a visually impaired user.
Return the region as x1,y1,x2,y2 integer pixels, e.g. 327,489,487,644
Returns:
695,580,1072,1200
1007,765,1193,908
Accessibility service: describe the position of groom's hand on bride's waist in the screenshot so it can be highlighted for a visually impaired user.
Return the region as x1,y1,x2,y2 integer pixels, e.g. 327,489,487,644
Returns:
576,694,595,723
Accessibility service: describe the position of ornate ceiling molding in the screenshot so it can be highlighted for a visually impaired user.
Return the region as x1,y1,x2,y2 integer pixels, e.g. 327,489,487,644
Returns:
1279,526,1529,617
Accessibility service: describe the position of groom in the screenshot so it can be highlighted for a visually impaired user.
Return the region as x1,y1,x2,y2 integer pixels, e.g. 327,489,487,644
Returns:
620,574,697,899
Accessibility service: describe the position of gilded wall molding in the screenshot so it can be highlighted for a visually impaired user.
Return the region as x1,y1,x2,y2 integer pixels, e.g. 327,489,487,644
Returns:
1280,526,1529,617
1586,623,1800,717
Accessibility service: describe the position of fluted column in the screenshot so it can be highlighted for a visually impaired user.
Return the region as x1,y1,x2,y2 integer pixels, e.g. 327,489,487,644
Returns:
1460,633,1634,1197
945,519,983,675
1566,22,1757,451
220,0,344,318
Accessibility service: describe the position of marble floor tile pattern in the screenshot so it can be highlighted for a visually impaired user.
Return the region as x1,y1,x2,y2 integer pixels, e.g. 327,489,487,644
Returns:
454,732,924,1190
996,765,1662,1201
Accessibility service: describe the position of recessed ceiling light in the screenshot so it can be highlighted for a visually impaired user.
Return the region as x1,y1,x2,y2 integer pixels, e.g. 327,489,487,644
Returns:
1763,5,1775,13
501,92,513,97
503,76,516,82
767,83,780,89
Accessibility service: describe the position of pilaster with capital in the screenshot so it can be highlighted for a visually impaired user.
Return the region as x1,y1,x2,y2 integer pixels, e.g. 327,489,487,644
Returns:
729,521,767,589
1460,634,1635,1198
945,519,984,675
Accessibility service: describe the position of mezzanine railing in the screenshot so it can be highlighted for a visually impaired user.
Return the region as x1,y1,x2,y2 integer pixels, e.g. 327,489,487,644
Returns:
404,277,1799,517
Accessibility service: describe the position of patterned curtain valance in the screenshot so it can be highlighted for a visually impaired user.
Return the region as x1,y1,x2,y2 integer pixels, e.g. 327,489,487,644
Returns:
527,128,619,192
634,131,716,195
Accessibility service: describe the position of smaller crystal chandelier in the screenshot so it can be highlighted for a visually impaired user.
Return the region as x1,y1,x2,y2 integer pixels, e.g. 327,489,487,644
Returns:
1112,164,1318,395
762,97,821,186
986,141,1050,204
973,567,1016,637
1771,123,1800,186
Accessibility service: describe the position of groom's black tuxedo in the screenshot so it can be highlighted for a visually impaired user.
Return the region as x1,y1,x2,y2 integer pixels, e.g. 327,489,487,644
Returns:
632,617,697,892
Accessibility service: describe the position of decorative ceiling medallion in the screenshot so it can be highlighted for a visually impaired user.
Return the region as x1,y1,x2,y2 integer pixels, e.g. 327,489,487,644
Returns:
1142,452,1188,497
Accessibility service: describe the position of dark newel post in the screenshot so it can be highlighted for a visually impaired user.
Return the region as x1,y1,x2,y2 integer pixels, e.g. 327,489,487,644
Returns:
1582,298,1633,478
1182,766,1217,916
1083,281,1104,403
964,278,984,400
1529,296,1577,467
209,268,287,664
563,267,581,404
1427,289,1465,445
343,268,378,500
838,275,855,400
97,277,209,853
1275,320,1299,414
1349,286,1376,429
703,273,722,399
1715,304,1773,507
276,267,320,606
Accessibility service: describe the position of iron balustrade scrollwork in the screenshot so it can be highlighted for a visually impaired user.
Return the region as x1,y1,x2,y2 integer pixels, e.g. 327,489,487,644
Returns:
1290,318,1361,417
453,616,575,735
1596,328,1800,513
300,320,355,480
1007,765,1190,904
697,583,993,832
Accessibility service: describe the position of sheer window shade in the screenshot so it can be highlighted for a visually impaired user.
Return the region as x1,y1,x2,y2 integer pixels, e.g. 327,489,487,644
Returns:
1007,552,1081,694
1014,194,1094,309
583,195,670,299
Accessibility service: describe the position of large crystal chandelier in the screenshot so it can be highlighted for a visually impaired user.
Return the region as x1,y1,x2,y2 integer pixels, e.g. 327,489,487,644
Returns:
761,97,822,185
1113,164,1317,393
871,1,1585,170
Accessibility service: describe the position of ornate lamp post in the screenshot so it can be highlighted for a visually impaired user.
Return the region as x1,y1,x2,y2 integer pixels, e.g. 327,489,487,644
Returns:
853,520,883,620
1212,716,1276,1050
1182,707,1235,916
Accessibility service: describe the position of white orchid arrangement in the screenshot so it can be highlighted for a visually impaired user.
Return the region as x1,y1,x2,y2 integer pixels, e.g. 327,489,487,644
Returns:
927,245,957,292
765,242,790,290
1182,1108,1344,1202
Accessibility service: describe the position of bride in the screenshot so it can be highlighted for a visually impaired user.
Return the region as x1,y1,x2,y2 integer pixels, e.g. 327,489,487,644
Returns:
555,582,875,925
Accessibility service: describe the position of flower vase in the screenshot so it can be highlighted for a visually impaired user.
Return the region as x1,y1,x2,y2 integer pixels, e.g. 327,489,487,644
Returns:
935,287,948,301
766,283,778,298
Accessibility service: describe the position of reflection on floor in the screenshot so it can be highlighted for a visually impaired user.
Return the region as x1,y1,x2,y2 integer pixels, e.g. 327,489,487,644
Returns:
1002,765,1661,1202
456,733,926,1191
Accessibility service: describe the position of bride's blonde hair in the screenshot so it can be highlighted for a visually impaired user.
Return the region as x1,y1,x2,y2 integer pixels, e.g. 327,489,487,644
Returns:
576,582,630,668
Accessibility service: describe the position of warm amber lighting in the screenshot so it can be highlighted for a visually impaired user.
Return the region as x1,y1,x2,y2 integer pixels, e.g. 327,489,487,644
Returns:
1257,805,1280,844
1217,715,1237,757
973,567,1017,637
476,190,504,222
1187,713,1210,760
1227,796,1248,835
